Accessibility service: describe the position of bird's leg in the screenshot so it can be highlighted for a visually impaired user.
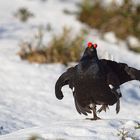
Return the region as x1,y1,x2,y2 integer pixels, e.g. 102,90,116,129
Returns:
91,104,101,120
86,104,101,120
97,105,109,113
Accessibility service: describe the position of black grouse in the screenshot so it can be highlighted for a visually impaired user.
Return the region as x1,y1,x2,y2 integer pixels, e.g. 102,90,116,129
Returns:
55,42,140,120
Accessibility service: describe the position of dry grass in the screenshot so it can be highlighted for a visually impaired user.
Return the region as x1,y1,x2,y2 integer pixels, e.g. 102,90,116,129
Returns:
78,0,140,41
18,27,85,65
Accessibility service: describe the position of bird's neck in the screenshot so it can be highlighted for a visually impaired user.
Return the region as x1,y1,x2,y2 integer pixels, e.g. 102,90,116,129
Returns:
80,54,99,63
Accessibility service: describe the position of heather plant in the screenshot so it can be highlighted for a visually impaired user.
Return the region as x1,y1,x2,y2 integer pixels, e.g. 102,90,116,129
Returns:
15,7,34,22
117,128,137,140
78,0,140,42
18,27,85,65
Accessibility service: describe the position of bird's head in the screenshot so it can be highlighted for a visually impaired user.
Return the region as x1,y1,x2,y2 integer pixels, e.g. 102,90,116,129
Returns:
87,42,97,53
81,42,98,61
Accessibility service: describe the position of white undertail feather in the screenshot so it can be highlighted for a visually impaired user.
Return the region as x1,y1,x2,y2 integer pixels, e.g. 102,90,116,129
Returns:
109,84,114,89
72,87,75,92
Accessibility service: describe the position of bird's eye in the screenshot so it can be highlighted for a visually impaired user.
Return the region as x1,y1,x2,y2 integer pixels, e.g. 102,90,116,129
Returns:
93,44,97,49
87,42,93,48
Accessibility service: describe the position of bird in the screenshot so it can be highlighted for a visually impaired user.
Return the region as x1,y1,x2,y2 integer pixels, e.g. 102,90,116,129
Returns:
55,42,140,120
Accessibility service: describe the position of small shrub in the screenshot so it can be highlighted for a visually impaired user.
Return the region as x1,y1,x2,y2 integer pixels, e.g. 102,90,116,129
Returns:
15,7,34,22
78,0,140,41
117,127,137,140
117,128,129,140
28,135,44,140
135,123,140,129
18,27,85,65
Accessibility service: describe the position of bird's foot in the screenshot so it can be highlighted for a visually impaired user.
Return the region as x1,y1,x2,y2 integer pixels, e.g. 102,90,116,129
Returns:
97,105,109,113
86,116,101,121
91,116,101,120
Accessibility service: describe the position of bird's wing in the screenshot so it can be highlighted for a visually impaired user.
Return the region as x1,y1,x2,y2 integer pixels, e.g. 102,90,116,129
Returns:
55,66,76,100
100,59,140,84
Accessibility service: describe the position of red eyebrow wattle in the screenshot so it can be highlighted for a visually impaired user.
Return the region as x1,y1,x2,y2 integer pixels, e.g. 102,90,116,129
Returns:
93,44,97,48
87,42,93,47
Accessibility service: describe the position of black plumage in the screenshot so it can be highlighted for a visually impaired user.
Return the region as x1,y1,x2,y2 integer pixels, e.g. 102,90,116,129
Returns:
55,42,140,120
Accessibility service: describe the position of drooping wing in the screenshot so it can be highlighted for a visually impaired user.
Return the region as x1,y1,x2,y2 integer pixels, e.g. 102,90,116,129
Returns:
100,59,140,84
55,66,76,100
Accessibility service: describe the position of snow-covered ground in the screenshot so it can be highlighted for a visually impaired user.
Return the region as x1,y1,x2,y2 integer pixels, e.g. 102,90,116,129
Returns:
0,0,140,139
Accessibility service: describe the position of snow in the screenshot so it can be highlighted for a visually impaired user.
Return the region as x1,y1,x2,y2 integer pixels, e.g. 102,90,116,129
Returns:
0,0,140,140
103,32,118,44
127,36,140,48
